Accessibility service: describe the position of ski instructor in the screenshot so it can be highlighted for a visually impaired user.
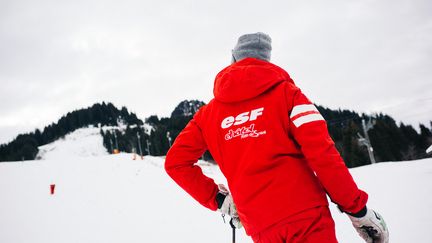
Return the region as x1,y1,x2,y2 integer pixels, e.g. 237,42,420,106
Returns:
165,32,389,243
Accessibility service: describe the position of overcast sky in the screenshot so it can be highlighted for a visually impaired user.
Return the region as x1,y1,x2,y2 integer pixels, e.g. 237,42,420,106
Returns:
0,0,431,144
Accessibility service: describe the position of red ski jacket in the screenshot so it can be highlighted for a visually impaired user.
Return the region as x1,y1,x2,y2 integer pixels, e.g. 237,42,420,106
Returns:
165,58,368,235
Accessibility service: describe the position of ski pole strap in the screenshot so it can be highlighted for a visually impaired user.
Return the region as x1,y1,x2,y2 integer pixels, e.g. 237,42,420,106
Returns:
229,218,236,243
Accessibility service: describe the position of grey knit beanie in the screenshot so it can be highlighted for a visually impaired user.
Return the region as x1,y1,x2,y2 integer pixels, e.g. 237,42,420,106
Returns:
232,32,272,62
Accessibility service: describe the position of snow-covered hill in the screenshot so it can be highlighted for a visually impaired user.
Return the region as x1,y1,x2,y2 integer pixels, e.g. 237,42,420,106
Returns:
36,127,109,160
0,128,431,243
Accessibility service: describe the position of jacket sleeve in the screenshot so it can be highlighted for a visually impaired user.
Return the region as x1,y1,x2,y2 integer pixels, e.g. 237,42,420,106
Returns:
164,109,219,211
286,84,368,214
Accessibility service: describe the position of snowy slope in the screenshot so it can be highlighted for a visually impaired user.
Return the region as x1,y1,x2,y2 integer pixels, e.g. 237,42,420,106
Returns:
37,127,108,160
0,128,431,243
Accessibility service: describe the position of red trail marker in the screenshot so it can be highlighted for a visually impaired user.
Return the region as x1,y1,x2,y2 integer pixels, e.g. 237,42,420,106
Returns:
50,184,56,195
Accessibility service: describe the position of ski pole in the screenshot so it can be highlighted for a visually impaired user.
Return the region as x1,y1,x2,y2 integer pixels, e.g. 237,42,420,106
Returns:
229,218,236,243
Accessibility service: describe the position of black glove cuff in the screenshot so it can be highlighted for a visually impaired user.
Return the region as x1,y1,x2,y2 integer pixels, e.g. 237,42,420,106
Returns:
216,192,226,209
347,206,368,218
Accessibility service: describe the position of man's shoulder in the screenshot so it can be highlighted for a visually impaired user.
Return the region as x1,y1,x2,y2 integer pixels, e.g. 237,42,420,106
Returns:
193,99,214,121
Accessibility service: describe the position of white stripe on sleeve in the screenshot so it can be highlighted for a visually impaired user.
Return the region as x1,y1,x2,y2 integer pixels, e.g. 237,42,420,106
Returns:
292,113,325,128
290,104,318,118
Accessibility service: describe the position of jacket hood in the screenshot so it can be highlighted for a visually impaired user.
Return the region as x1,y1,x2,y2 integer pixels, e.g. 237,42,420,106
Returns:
213,58,293,103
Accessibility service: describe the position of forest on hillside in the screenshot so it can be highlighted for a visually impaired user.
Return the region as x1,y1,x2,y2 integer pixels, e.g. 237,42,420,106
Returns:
1,100,431,168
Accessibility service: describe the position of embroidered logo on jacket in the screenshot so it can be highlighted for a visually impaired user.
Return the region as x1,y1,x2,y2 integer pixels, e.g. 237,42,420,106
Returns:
221,107,264,129
221,107,266,141
224,124,266,140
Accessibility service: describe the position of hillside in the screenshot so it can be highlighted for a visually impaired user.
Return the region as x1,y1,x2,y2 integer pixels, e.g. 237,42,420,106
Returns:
0,127,431,242
1,101,431,168
0,102,142,161
36,127,109,160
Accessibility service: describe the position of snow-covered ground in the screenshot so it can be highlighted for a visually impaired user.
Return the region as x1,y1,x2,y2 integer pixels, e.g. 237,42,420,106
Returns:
0,128,431,243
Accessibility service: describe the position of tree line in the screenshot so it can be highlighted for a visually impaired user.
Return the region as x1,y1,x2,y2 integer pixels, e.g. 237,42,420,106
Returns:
317,106,432,167
0,102,141,161
1,100,431,168
100,100,213,160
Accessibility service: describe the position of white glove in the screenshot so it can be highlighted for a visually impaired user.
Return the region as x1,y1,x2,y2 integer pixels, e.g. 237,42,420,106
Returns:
217,184,243,229
348,208,389,243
